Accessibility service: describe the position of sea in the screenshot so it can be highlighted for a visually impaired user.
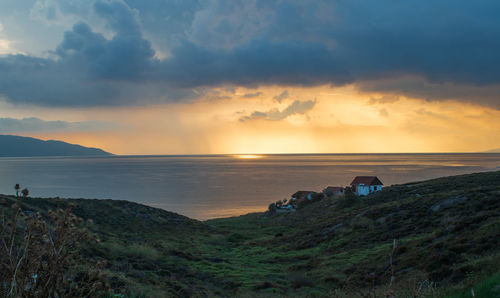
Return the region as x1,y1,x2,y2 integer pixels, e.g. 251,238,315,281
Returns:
1,153,499,220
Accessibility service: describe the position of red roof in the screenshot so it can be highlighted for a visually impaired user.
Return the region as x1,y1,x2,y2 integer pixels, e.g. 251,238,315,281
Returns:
350,176,383,186
292,191,315,201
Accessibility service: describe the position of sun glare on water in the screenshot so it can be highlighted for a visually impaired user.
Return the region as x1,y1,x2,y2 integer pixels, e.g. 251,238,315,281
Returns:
233,154,264,159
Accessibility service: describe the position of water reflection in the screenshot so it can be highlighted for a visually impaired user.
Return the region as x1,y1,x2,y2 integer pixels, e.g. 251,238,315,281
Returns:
233,154,264,159
0,153,499,220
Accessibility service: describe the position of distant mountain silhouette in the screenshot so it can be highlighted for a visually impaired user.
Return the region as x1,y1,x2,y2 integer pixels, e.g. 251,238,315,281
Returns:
0,135,112,157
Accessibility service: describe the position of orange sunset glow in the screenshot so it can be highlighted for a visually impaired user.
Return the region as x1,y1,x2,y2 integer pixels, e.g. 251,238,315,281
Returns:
2,2,500,296
2,85,498,155
0,1,499,156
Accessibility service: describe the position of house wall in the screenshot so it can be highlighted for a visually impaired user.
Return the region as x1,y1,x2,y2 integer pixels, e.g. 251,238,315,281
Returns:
357,185,370,196
356,184,382,196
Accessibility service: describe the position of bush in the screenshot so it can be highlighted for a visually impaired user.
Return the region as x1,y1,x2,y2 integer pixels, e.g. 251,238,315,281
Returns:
267,203,277,214
0,200,109,297
336,193,360,210
125,244,160,261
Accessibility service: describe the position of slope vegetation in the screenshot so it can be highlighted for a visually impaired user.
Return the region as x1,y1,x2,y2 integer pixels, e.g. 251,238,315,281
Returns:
207,170,500,296
1,171,499,297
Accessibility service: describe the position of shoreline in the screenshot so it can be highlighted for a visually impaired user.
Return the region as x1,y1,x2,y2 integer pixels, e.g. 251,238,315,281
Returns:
2,169,498,221
2,170,499,296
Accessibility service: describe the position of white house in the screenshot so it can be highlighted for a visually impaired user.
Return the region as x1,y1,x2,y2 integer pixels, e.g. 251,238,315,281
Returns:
350,176,383,196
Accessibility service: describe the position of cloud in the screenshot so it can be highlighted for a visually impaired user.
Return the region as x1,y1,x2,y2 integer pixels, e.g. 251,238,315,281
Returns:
0,117,118,133
30,0,89,25
240,99,316,121
359,77,500,108
240,111,267,121
369,95,400,105
55,1,156,80
273,90,289,103
0,0,500,107
415,108,449,120
241,91,262,98
29,0,202,52
0,1,198,106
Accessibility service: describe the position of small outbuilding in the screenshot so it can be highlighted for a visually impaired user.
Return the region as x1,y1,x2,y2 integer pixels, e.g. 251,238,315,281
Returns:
322,186,344,197
291,190,315,203
350,176,383,196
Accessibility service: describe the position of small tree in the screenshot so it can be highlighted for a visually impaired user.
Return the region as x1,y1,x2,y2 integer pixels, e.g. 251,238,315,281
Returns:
14,184,20,198
268,203,277,214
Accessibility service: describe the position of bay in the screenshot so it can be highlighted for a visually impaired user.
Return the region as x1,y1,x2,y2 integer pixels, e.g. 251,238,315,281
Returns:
1,153,499,220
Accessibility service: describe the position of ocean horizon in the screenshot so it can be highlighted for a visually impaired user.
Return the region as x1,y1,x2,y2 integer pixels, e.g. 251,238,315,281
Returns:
1,153,499,220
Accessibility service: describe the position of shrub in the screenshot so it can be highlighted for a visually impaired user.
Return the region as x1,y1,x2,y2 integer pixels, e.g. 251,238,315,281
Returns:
0,200,109,297
336,192,359,210
267,203,277,214
125,244,160,261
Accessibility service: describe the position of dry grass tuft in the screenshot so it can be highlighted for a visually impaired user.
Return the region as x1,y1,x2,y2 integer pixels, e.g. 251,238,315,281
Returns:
0,198,109,297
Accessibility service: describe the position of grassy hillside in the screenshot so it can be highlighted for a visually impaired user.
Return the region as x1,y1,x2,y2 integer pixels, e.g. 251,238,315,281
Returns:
1,171,500,297
0,196,226,297
207,171,500,296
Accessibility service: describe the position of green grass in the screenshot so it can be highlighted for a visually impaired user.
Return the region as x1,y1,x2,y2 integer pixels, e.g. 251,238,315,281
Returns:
446,272,500,298
2,170,500,297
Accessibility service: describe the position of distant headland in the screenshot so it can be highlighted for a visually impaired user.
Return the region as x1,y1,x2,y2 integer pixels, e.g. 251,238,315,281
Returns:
0,135,112,157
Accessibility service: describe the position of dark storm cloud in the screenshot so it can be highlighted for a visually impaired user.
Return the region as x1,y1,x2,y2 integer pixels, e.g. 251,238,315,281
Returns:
2,0,500,107
55,21,155,80
159,39,350,87
359,77,500,108
0,0,195,106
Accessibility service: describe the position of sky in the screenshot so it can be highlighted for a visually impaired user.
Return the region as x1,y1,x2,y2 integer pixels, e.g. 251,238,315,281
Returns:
0,0,499,154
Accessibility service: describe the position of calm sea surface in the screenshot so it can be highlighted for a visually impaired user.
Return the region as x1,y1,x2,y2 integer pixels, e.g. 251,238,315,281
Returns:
0,154,499,220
